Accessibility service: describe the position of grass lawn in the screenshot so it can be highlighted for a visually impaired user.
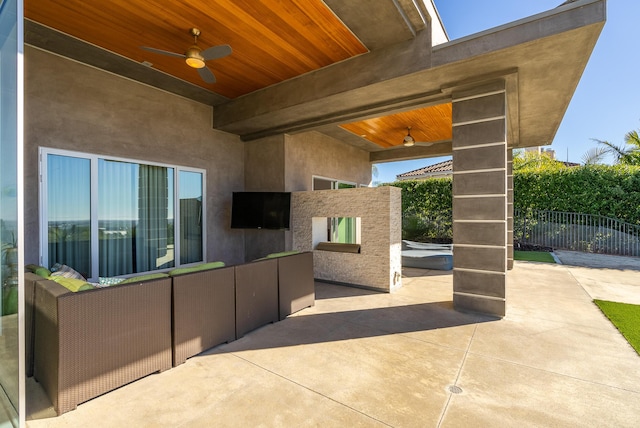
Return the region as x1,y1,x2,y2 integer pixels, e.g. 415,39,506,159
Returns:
594,300,640,355
513,251,556,263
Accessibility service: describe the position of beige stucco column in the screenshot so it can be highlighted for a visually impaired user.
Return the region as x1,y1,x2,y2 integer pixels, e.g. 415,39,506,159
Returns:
451,80,507,317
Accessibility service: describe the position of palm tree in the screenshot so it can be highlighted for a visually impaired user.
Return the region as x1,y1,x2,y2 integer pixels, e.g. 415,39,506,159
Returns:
589,129,640,165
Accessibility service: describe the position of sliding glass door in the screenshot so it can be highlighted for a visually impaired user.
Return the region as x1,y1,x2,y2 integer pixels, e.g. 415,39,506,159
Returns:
0,0,22,424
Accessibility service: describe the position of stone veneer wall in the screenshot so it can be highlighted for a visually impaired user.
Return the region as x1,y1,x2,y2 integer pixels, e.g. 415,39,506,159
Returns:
291,186,402,292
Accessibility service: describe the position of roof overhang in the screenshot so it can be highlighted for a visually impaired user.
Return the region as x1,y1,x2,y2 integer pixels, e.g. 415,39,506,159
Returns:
213,0,605,160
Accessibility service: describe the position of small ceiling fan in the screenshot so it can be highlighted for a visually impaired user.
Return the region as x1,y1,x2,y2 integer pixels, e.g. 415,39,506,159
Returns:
141,28,231,84
401,126,433,147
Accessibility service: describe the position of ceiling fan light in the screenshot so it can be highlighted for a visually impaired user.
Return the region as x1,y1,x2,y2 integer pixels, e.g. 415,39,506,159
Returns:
403,127,415,146
185,56,205,69
185,46,205,68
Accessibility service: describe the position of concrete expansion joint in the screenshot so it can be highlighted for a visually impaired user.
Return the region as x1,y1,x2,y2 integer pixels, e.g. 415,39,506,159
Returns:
437,324,478,427
453,168,506,175
454,244,506,249
454,267,506,275
452,116,506,127
453,194,506,199
451,141,507,150
452,89,506,103
453,291,506,301
453,219,506,224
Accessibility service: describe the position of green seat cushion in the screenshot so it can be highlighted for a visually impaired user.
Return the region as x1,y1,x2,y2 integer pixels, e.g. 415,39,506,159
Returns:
119,273,169,284
168,261,225,276
266,251,300,259
50,276,94,292
254,251,301,261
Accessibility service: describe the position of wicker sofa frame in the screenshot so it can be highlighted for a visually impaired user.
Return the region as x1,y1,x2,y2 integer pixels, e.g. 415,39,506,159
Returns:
26,251,315,415
172,251,315,364
171,266,236,366
32,276,173,415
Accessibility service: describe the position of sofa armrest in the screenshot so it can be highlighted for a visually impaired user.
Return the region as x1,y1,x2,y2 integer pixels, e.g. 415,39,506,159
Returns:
277,252,315,320
34,277,172,415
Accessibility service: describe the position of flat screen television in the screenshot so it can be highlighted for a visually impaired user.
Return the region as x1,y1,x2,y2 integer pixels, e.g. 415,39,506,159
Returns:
231,192,291,230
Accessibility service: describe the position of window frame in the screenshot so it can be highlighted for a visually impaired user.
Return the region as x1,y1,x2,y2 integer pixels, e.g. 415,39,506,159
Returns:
39,147,206,281
311,175,360,244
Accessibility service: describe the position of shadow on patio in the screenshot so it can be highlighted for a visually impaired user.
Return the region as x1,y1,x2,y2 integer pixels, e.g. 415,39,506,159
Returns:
26,263,640,427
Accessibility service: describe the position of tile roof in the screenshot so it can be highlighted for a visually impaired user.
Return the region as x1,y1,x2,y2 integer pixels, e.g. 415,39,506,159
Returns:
396,158,580,180
396,159,452,180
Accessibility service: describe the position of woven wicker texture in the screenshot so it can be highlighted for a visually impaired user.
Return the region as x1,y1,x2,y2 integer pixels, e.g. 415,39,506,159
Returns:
172,266,236,366
33,277,172,415
234,259,278,338
277,252,315,320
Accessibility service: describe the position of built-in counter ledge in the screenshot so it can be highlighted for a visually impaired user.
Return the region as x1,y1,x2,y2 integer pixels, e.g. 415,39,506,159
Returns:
315,242,361,254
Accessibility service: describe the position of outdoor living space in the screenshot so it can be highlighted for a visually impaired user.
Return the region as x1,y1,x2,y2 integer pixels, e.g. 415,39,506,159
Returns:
0,1,614,425
24,256,640,427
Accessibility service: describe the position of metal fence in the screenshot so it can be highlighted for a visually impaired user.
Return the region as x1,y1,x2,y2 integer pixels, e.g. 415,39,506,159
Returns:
514,209,640,257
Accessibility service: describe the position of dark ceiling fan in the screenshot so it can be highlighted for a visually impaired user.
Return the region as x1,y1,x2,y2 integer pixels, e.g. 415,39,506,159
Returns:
141,27,231,84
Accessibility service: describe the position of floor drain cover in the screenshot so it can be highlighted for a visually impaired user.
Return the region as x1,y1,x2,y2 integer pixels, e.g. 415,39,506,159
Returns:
447,385,463,394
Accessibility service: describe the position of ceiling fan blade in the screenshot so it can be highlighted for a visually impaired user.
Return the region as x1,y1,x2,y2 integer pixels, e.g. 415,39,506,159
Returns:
381,142,434,150
201,44,232,61
197,66,216,84
140,46,186,58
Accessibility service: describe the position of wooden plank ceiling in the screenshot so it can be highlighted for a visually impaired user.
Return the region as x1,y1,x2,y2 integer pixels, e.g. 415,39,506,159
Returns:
25,0,453,150
340,104,453,148
25,0,367,99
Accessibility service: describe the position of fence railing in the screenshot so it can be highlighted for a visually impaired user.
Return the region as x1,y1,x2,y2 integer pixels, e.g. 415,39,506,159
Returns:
514,209,640,257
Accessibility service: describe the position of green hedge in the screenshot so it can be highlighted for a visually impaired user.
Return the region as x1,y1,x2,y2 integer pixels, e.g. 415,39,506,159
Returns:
384,164,640,241
388,178,452,242
514,165,640,225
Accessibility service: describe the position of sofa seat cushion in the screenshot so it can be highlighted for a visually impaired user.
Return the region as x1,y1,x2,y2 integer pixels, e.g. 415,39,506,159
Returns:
120,273,169,284
168,261,225,276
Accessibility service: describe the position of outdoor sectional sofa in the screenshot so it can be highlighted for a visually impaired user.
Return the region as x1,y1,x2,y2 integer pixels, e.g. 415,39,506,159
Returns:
32,274,173,415
25,251,315,415
172,251,315,365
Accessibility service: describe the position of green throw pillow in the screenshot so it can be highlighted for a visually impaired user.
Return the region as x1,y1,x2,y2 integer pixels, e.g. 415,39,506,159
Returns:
120,273,169,284
50,276,94,292
35,267,52,278
168,261,225,276
25,264,41,273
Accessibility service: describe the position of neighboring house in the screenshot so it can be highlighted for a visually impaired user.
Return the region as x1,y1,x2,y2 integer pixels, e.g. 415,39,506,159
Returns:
396,159,453,181
396,157,580,181
0,1,605,422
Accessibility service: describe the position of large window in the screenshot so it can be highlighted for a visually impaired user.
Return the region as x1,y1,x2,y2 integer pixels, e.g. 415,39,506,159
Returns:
41,149,205,280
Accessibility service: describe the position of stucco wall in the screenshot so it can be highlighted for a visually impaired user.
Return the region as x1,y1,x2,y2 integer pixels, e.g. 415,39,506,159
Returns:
291,186,402,292
285,131,371,191
24,47,246,266
241,131,372,261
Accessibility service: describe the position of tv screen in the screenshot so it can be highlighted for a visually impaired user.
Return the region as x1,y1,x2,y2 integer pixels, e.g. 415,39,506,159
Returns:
231,192,291,230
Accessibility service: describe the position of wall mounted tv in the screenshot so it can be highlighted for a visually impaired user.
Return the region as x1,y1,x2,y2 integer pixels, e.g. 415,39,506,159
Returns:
231,192,291,230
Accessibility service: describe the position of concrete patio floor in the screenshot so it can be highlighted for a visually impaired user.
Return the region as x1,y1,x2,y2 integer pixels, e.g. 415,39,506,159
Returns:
26,257,640,427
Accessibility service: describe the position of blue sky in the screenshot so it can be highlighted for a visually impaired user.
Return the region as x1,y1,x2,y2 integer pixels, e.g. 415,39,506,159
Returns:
374,0,639,184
